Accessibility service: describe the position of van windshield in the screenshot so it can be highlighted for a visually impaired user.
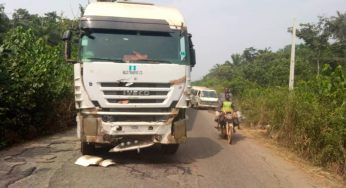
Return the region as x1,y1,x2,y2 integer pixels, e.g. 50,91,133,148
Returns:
80,29,187,65
201,91,217,98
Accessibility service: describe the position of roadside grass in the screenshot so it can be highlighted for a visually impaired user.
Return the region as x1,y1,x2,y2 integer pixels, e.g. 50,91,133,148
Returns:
241,126,346,186
238,66,346,179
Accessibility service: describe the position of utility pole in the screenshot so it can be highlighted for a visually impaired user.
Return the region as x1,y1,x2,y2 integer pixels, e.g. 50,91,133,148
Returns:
289,19,296,91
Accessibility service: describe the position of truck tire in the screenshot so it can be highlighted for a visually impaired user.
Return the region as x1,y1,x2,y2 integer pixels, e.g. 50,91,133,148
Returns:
81,142,95,155
161,144,179,154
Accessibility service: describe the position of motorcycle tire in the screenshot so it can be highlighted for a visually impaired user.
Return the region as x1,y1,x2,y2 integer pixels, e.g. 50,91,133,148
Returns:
227,123,233,144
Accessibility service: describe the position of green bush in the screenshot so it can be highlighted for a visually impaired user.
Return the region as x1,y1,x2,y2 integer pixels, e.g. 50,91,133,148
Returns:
239,65,346,169
0,27,73,148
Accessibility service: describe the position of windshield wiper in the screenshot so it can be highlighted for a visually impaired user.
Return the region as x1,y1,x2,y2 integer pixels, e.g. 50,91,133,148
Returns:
86,57,125,62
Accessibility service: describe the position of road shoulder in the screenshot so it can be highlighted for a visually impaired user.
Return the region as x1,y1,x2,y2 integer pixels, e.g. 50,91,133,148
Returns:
240,126,346,188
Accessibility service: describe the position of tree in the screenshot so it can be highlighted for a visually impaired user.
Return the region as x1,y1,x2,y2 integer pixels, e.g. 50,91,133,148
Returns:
328,11,346,42
0,5,79,148
12,8,35,28
10,8,73,45
0,4,9,41
231,54,243,65
242,47,258,62
295,17,331,75
40,11,62,45
0,27,73,146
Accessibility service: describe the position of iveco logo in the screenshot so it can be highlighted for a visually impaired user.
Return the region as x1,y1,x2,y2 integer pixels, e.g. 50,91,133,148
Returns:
123,90,150,96
122,65,143,75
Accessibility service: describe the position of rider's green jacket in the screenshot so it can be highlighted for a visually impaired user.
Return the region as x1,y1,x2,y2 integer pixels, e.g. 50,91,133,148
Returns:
222,101,233,113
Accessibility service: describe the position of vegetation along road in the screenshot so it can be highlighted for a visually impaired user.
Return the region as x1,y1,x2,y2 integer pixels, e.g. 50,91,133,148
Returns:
0,4,345,188
0,109,343,188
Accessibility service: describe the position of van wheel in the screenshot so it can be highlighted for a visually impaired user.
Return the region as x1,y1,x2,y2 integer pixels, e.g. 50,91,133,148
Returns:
161,144,179,154
81,142,95,155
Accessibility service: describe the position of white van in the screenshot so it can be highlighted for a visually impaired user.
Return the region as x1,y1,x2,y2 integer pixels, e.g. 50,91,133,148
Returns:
191,86,218,109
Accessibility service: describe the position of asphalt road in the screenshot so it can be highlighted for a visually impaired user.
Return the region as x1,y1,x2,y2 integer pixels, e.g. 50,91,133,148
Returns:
0,109,338,188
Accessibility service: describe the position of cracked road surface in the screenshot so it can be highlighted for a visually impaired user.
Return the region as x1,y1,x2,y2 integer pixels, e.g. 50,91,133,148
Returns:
0,109,341,188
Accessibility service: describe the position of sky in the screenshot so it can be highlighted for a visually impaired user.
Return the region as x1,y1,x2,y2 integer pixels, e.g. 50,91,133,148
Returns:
1,0,346,80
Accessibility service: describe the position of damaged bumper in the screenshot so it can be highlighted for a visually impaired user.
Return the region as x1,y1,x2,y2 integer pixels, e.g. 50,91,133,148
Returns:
77,109,187,152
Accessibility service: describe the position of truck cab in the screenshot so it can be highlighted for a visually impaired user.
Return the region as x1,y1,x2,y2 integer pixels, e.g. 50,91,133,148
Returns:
62,1,195,154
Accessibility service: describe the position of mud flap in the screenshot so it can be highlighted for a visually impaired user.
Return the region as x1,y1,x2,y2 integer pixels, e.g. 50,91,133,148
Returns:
81,117,99,143
172,119,187,143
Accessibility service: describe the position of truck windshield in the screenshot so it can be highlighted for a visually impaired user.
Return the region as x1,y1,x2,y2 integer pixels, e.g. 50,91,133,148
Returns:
201,91,217,98
80,29,187,65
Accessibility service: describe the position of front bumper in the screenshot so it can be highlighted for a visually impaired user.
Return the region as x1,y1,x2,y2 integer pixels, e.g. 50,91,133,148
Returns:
77,109,187,152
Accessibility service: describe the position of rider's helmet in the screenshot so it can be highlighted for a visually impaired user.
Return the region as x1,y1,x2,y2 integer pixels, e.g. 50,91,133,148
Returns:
225,93,231,100
224,88,230,94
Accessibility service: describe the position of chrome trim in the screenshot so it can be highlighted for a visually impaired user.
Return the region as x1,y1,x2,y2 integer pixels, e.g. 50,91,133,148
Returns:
82,111,177,116
109,142,155,152
103,95,167,99
100,87,171,91
106,122,166,126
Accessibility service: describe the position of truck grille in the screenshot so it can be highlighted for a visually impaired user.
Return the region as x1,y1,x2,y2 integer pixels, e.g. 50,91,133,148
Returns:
100,83,170,88
100,82,171,104
107,99,165,104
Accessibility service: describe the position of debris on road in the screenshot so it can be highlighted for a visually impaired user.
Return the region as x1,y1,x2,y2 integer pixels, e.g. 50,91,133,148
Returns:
74,155,115,167
99,159,116,167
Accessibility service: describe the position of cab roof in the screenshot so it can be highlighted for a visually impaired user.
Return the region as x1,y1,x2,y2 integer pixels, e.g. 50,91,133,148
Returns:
84,1,185,29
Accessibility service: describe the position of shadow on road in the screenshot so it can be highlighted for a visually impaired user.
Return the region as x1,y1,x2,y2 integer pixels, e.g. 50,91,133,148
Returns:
180,137,222,160
187,109,197,131
95,145,179,164
214,130,246,145
187,108,216,131
91,136,222,165
231,132,246,145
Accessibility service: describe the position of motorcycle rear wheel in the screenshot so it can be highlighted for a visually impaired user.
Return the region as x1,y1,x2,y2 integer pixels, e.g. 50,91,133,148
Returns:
220,126,225,138
227,123,233,144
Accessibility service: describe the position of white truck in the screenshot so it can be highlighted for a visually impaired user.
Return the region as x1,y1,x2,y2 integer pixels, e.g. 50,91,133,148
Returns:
62,0,196,155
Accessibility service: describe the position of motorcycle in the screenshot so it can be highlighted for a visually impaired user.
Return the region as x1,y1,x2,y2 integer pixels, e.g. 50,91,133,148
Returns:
218,112,234,144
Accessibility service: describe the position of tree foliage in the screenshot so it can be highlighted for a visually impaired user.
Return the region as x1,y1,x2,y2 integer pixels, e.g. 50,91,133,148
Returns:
0,4,9,41
0,6,76,148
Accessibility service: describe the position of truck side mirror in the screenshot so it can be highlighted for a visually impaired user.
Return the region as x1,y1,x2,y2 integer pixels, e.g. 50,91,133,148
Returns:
62,30,75,63
188,33,196,67
62,30,72,41
190,48,196,67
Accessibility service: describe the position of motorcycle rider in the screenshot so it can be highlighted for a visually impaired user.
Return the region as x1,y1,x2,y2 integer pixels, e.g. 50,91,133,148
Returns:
215,88,232,122
217,93,237,130
219,88,233,104
221,94,234,114
216,90,240,131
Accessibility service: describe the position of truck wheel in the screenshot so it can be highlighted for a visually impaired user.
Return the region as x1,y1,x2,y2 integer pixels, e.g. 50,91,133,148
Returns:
161,144,179,154
81,142,95,155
